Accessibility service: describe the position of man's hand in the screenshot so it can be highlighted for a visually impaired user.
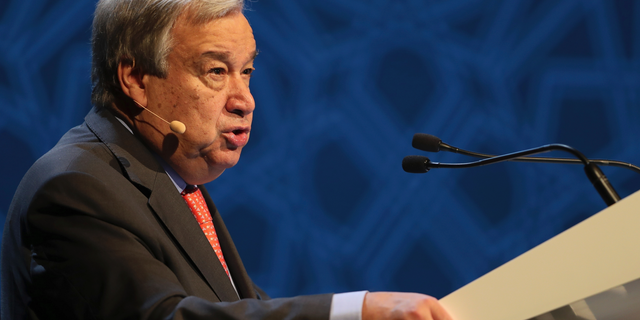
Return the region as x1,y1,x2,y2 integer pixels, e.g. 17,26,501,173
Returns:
362,292,453,320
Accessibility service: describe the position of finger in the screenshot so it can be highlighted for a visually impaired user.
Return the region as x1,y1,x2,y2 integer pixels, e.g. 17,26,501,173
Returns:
431,300,453,320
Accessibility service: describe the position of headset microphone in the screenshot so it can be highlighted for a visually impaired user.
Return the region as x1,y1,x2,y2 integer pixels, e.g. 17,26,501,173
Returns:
132,99,186,134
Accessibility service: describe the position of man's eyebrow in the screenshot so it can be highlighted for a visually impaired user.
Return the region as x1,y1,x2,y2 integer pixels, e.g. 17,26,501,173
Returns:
200,50,258,63
201,51,231,62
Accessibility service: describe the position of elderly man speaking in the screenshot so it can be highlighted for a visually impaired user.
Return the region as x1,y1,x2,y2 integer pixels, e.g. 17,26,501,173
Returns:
1,1,452,319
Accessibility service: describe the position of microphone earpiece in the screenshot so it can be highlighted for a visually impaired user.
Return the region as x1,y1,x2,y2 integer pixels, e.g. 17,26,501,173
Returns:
131,99,186,134
168,121,186,134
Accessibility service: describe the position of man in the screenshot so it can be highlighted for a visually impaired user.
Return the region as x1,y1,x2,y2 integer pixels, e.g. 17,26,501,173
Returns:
1,0,453,319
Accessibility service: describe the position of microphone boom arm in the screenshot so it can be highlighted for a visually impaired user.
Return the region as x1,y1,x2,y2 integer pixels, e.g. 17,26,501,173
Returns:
428,144,586,169
438,141,640,174
418,143,621,206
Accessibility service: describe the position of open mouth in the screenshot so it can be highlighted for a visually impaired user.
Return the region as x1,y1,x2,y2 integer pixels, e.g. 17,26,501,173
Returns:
223,127,250,148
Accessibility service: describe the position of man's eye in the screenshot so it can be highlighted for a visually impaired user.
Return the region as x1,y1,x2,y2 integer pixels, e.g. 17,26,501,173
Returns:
209,68,225,75
242,68,255,76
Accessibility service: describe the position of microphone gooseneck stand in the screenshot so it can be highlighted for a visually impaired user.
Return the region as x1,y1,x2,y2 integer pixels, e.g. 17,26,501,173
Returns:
404,134,625,207
412,133,640,174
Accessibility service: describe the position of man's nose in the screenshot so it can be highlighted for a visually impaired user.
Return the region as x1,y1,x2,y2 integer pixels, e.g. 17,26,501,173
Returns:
226,75,255,117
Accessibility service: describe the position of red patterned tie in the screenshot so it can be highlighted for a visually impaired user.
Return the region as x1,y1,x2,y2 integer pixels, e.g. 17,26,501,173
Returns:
181,186,230,277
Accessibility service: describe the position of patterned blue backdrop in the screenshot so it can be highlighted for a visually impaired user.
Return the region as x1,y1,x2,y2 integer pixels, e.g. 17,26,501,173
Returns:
1,0,640,303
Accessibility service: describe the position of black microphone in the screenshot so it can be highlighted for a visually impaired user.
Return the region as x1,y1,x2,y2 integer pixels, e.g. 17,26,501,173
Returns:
403,143,622,206
412,133,640,174
402,155,431,173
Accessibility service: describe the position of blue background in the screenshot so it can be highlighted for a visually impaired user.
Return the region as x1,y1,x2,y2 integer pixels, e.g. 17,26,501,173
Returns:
1,0,640,302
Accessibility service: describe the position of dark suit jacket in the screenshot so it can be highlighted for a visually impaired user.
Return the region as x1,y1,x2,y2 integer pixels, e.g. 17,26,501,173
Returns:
1,107,332,319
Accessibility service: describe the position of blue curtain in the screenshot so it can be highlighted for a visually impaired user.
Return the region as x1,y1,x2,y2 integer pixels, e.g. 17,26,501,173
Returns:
1,0,639,300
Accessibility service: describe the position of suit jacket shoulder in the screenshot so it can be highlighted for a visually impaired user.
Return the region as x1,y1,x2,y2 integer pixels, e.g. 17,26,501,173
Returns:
1,107,332,320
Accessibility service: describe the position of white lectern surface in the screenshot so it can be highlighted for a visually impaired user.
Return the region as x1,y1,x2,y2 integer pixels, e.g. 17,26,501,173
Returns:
531,277,640,320
439,190,640,320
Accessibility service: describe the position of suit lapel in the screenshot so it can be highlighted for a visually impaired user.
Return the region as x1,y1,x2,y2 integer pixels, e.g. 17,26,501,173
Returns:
148,179,239,302
84,107,240,302
200,186,257,299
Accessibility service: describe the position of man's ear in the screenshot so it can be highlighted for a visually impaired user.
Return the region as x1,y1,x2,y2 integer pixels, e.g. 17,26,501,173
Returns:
117,59,147,106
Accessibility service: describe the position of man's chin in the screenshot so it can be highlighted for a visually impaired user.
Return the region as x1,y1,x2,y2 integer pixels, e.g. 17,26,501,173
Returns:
205,153,242,171
178,151,240,184
184,166,227,185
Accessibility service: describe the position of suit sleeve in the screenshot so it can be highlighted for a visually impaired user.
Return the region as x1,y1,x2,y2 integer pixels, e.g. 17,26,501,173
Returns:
25,171,332,320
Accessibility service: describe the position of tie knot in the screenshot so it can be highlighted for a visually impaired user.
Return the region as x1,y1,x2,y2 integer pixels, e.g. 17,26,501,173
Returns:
181,185,198,195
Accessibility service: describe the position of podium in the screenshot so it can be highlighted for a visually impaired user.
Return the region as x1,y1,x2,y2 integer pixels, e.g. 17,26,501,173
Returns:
439,190,640,320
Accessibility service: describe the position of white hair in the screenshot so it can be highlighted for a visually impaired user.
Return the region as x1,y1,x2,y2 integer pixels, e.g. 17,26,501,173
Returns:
91,0,245,107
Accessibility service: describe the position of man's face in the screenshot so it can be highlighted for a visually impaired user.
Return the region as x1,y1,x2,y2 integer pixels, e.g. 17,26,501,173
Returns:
140,12,257,185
